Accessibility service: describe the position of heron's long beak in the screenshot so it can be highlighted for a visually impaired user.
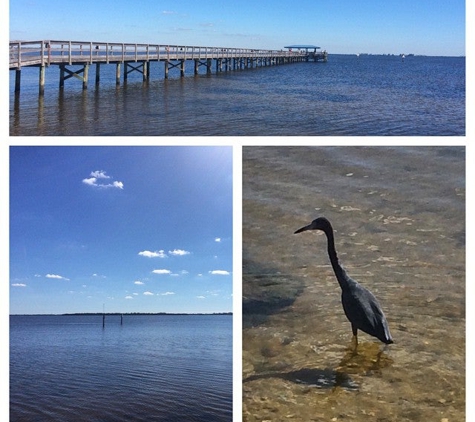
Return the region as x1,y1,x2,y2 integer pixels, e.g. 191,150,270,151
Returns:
294,224,311,234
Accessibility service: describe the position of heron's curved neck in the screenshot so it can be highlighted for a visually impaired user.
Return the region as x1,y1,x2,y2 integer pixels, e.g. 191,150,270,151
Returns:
322,226,350,290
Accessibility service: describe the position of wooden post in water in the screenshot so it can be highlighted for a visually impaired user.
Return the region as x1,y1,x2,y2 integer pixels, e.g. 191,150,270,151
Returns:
145,62,150,82
39,65,45,95
82,65,89,90
116,63,121,85
180,60,185,77
121,314,123,325
95,63,100,85
164,60,169,79
15,69,21,93
102,313,105,328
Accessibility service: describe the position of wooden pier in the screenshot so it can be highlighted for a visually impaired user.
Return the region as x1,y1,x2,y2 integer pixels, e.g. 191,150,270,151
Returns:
9,40,313,95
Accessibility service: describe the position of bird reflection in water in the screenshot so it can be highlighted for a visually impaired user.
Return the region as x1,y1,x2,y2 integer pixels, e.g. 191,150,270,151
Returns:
244,341,393,392
337,341,393,377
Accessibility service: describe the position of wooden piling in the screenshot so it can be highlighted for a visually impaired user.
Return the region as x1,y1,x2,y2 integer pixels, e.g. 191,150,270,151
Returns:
116,63,121,85
83,65,89,90
145,62,150,81
180,60,185,77
39,65,45,95
15,69,21,92
59,65,64,89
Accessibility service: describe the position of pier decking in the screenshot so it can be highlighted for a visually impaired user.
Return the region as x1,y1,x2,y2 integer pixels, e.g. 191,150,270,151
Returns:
9,40,317,95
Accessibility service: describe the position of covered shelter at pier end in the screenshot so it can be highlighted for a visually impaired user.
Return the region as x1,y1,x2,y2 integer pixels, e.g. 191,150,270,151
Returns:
284,44,328,62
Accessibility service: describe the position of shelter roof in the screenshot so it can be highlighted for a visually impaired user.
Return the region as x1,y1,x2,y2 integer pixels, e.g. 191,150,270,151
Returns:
284,45,320,49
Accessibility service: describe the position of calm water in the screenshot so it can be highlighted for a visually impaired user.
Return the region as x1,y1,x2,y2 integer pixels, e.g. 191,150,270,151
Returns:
242,147,465,421
9,55,465,136
10,314,232,422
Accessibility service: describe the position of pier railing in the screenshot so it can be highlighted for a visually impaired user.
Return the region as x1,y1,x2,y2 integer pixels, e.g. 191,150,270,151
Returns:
9,40,306,69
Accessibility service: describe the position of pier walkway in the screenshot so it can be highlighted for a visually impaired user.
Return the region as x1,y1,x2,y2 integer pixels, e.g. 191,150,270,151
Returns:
10,40,311,95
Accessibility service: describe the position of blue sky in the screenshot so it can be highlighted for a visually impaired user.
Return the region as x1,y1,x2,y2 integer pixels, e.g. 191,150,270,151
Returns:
9,0,465,56
9,146,233,315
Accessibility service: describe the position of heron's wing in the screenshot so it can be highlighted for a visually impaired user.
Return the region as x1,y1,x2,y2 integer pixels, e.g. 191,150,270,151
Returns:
342,284,389,340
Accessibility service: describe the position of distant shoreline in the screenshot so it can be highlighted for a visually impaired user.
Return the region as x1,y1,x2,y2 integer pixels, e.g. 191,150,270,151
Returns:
10,312,232,316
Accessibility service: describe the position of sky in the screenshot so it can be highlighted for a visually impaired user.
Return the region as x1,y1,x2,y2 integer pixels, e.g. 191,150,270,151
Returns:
8,0,465,56
9,146,233,315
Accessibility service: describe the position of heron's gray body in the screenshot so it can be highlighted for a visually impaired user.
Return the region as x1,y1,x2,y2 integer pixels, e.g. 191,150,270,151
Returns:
295,217,393,345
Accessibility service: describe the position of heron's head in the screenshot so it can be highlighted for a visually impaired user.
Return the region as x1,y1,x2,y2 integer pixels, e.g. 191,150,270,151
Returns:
294,217,332,234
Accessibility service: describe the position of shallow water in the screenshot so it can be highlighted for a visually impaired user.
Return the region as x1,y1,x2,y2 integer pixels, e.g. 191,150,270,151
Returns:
242,146,465,421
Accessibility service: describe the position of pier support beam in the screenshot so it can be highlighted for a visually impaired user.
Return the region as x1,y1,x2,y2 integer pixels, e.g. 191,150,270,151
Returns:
95,63,100,85
116,63,121,85
124,61,148,82
164,60,186,78
82,65,89,89
59,64,89,90
15,69,21,93
39,65,45,95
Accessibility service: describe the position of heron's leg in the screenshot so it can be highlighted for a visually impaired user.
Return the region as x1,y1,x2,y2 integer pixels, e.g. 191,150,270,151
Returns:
351,324,358,353
376,344,388,365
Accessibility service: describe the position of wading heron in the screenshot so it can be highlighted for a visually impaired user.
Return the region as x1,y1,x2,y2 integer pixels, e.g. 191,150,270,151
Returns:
294,217,393,346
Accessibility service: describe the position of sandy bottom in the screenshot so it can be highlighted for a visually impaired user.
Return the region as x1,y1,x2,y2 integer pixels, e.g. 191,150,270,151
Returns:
242,146,465,422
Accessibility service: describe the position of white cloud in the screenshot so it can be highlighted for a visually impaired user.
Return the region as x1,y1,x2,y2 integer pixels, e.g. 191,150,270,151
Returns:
134,281,144,285
196,295,206,299
46,274,70,281
34,274,41,277
90,170,110,179
11,283,26,287
209,270,230,276
169,249,190,256
83,170,124,189
133,293,139,296
215,237,221,242
162,10,176,14
138,250,167,258
82,177,97,186
152,269,171,275
160,292,175,296
125,295,133,299
181,270,189,275
143,291,154,296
